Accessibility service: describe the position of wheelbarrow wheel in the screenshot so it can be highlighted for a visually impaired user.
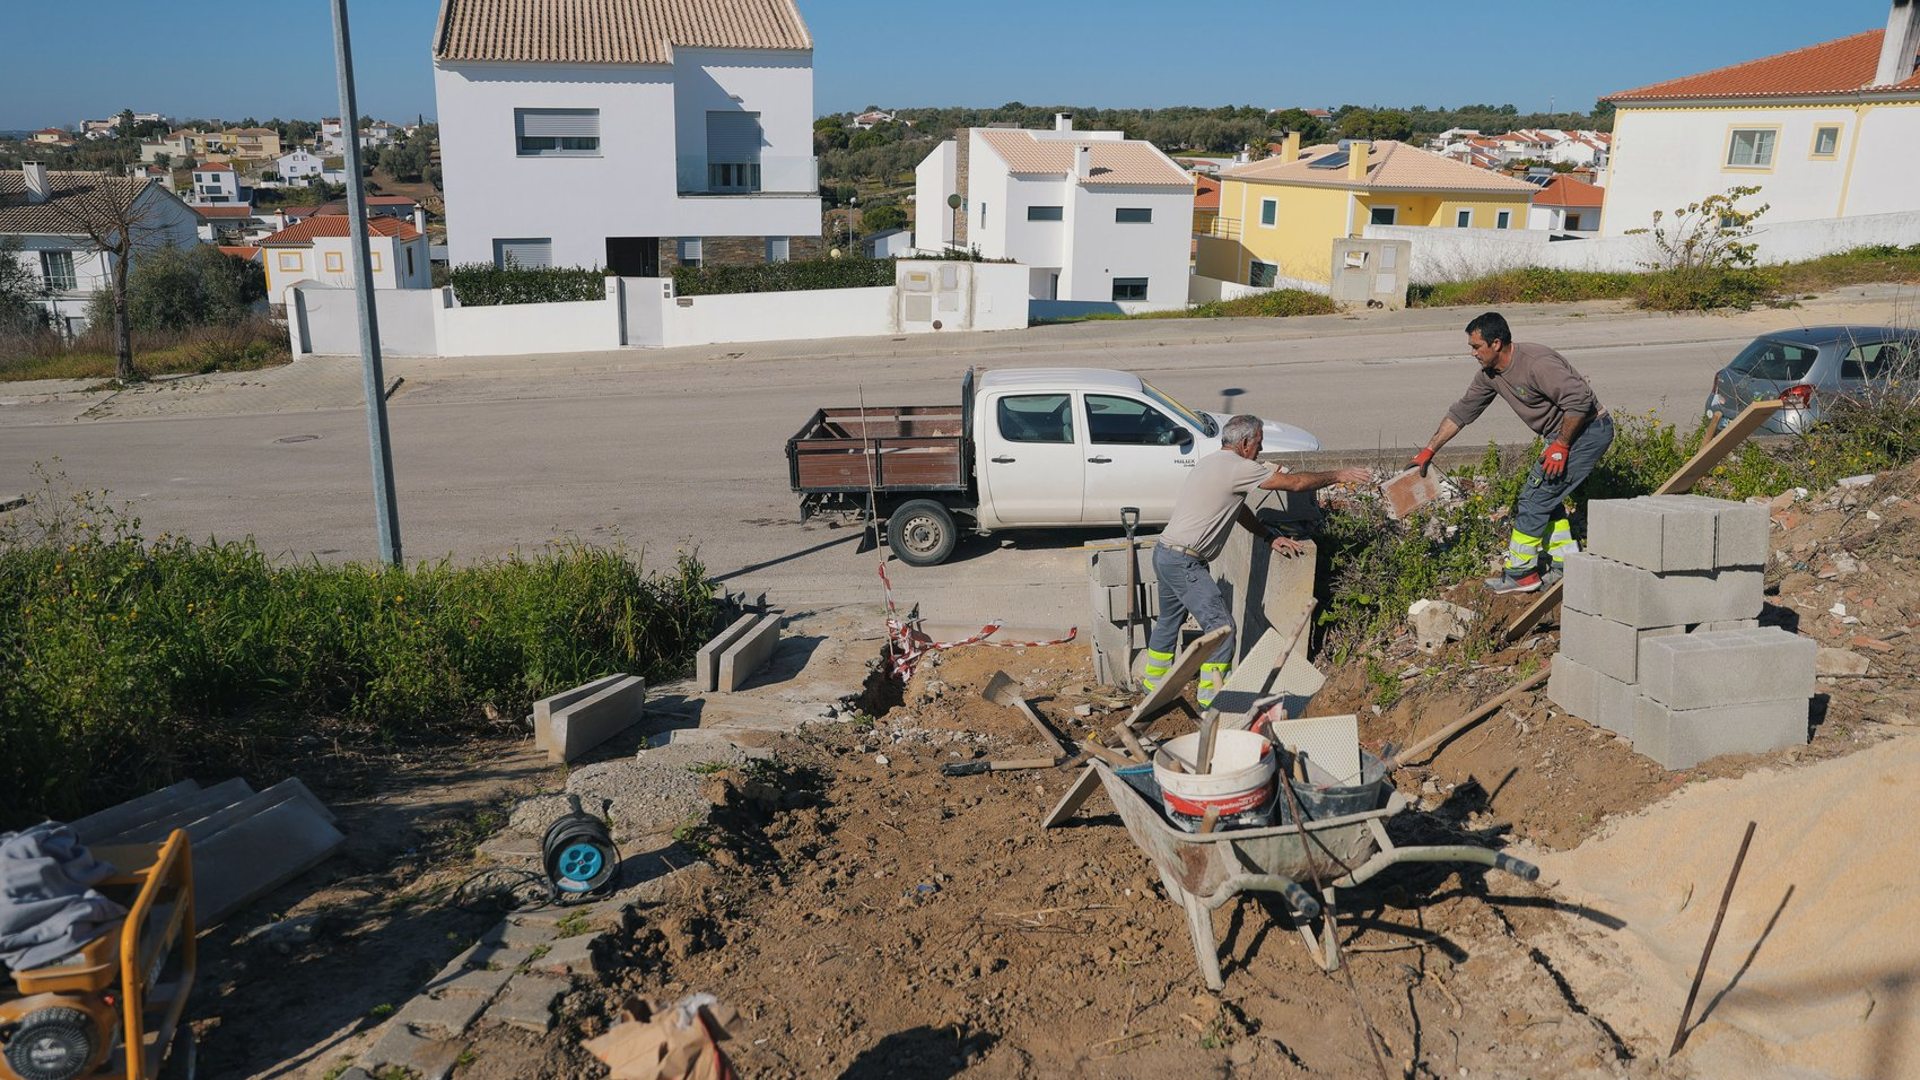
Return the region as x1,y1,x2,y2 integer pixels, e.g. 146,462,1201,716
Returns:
3,1006,97,1080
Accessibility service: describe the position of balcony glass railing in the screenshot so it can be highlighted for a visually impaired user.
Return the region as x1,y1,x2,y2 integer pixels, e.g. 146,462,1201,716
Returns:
676,155,818,195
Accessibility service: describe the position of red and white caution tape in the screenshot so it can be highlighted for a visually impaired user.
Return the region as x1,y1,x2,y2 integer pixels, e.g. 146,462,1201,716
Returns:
876,564,1076,681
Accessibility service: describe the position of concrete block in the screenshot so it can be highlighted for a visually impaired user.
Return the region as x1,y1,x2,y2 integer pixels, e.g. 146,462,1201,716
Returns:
1547,654,1637,738
1219,530,1316,667
1102,582,1160,622
1562,552,1761,627
193,796,345,926
1645,494,1769,568
484,973,568,1032
1381,466,1445,520
1088,541,1154,587
1588,498,1715,573
548,675,647,763
717,613,782,692
532,673,626,752
1632,694,1808,770
1636,628,1816,709
1559,610,1682,684
1697,618,1759,632
696,614,760,693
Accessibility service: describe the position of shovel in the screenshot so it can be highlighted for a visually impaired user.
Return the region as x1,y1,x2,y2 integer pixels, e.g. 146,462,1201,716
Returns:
1121,506,1142,690
982,670,1072,760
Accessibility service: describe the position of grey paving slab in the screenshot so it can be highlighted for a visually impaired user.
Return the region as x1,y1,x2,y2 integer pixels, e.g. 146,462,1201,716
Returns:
532,673,627,753
549,675,647,763
484,973,569,1032
192,795,345,926
1632,694,1809,770
717,613,782,692
395,988,490,1037
527,931,604,976
426,960,516,999
1637,628,1816,709
481,919,557,951
70,780,202,844
696,614,761,693
98,778,255,844
360,1022,464,1080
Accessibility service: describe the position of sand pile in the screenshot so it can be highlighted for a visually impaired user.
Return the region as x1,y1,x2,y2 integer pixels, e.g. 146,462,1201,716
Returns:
1532,732,1920,1077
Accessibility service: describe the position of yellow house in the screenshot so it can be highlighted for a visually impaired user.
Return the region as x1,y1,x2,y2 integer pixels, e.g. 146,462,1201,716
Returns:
1196,137,1538,287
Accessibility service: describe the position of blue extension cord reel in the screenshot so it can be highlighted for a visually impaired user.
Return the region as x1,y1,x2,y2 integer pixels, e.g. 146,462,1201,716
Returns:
541,794,619,896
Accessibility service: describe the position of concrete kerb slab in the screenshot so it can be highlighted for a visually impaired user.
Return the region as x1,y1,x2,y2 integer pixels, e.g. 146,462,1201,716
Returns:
717,613,783,693
697,613,762,693
70,781,202,845
192,796,345,927
97,778,255,843
532,673,627,753
548,675,647,763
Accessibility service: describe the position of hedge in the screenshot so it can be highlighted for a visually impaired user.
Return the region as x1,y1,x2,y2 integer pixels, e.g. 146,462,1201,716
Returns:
673,256,895,296
447,263,608,306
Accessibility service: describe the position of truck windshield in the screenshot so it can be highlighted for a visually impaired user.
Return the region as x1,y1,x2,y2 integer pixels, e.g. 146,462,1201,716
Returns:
1140,380,1216,437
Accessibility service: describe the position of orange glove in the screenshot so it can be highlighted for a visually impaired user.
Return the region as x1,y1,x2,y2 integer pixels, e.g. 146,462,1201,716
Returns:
1542,440,1570,480
1409,447,1434,477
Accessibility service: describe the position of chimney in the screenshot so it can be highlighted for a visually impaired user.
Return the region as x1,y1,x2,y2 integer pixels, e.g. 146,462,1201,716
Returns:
1281,131,1302,163
1055,112,1074,132
1346,140,1371,182
1074,144,1092,180
1876,0,1920,86
1235,144,1250,164
22,162,50,203
413,206,427,236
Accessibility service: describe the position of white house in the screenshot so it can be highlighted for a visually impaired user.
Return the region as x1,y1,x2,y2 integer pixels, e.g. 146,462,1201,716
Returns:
0,164,201,336
190,162,245,204
432,0,822,274
1601,1,1920,237
1526,175,1606,234
258,215,432,300
914,114,1195,312
274,148,328,186
320,117,345,154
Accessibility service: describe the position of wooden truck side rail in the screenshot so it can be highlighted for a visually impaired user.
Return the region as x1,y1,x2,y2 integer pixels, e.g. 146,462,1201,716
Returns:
787,404,969,494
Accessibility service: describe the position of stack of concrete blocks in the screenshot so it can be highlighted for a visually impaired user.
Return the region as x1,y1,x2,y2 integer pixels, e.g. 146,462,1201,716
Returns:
1087,539,1154,686
1549,495,1815,769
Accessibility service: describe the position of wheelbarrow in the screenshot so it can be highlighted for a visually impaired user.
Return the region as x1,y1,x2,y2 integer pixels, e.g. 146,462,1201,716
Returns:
1086,759,1539,990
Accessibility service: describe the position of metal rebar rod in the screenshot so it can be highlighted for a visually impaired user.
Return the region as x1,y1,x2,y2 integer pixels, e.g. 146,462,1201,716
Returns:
330,0,402,566
1670,820,1757,1058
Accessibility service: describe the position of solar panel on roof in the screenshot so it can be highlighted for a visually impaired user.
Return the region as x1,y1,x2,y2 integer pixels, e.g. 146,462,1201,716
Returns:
1309,151,1349,170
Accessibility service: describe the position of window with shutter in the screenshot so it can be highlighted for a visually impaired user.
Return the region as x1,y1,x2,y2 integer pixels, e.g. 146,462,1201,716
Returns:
493,238,553,269
515,109,600,156
707,112,763,192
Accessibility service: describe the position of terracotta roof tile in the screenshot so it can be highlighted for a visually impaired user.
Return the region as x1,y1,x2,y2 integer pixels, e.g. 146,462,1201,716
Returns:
1534,175,1605,209
1608,29,1920,101
973,129,1193,188
217,245,262,261
1225,141,1539,195
434,0,811,64
0,171,153,234
1192,172,1220,210
259,216,421,246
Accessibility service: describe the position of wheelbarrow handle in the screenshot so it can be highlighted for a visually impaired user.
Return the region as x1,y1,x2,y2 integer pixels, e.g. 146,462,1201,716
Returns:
1494,853,1541,882
1203,872,1321,920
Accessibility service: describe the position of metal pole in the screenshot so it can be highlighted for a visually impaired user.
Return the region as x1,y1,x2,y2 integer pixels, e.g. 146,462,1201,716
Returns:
329,0,402,566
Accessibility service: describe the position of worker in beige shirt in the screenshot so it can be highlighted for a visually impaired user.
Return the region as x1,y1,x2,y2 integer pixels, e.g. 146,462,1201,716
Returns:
1145,414,1370,708
1409,311,1614,594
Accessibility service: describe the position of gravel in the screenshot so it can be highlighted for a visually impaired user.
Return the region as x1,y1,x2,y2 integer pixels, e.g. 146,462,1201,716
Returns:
507,740,748,840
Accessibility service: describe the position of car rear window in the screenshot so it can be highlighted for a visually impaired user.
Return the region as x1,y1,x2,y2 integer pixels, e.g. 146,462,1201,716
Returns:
1728,338,1819,381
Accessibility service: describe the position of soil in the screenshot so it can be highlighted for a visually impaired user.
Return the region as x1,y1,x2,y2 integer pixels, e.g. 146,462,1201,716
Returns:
185,463,1920,1078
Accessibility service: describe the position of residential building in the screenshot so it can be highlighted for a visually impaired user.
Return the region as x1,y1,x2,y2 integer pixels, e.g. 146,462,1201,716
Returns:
30,128,74,146
274,148,328,185
861,227,912,258
312,194,421,221
850,109,895,129
358,120,398,148
432,0,824,274
1528,175,1606,234
189,162,246,204
320,117,346,154
227,127,283,160
258,215,432,299
914,114,1195,310
1191,171,1221,235
194,204,266,243
217,244,262,265
1601,2,1920,237
80,118,118,140
1196,136,1537,288
1547,131,1611,169
0,164,201,335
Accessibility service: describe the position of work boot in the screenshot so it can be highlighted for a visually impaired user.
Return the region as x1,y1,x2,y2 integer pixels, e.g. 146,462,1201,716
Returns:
1484,569,1542,594
1540,563,1564,589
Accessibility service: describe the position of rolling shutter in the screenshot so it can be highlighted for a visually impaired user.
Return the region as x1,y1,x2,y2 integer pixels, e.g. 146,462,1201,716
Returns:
494,238,552,269
706,111,762,163
516,108,599,140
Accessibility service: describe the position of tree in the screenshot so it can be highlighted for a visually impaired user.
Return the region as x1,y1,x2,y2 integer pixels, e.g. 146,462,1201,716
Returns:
285,119,315,146
39,170,181,381
1269,108,1328,143
111,244,265,331
0,236,50,340
861,204,907,233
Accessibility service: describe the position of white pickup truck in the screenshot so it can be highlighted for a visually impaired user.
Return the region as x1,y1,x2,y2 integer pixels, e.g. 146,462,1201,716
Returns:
787,367,1320,565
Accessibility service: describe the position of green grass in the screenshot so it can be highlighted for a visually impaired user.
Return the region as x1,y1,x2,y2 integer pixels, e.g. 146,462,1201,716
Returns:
1035,288,1337,324
0,471,723,828
0,319,289,382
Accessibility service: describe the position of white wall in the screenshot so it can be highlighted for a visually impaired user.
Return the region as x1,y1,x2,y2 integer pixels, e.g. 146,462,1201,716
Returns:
1368,208,1920,283
435,50,821,269
1188,274,1329,303
659,285,894,346
291,285,444,356
913,139,956,251
1603,102,1920,237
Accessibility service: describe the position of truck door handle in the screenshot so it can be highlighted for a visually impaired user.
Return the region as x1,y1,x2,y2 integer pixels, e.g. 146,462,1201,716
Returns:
991,455,1016,463
1087,456,1112,464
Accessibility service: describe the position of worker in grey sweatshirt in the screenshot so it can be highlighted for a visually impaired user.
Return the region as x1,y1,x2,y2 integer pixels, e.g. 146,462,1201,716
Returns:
1408,311,1614,594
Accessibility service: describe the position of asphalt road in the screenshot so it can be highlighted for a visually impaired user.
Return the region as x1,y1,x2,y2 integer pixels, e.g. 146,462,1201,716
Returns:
2,286,1907,627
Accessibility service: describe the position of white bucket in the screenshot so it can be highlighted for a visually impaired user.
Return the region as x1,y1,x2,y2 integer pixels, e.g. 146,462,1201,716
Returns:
1153,730,1278,831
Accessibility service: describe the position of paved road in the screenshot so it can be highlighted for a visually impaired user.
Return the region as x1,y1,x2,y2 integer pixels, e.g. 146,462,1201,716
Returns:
1,286,1908,627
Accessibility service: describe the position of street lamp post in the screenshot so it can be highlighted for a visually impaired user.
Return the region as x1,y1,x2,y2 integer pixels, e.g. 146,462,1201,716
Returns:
847,195,857,255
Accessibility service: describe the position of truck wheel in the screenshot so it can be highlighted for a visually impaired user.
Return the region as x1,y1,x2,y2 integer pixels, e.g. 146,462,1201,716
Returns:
887,500,958,567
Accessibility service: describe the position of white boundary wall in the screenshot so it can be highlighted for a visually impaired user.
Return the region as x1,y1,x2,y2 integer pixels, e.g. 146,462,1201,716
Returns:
290,260,1029,357
1367,209,1920,286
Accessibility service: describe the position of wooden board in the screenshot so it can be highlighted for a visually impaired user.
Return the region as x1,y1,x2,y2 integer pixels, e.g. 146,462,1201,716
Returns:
1042,765,1103,829
1120,626,1230,733
1504,399,1783,642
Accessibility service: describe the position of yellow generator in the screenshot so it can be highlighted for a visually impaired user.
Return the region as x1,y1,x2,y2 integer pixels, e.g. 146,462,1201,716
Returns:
0,830,196,1080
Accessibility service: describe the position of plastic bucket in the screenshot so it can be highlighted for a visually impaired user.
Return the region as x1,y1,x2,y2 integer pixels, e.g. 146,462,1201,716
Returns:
1153,730,1278,832
1277,749,1390,823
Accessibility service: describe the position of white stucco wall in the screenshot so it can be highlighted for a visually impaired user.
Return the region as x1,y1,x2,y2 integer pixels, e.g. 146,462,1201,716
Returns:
1603,101,1920,237
435,50,821,269
912,139,956,251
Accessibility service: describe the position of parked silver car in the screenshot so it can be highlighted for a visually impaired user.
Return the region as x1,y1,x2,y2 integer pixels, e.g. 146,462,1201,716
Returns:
1705,325,1920,434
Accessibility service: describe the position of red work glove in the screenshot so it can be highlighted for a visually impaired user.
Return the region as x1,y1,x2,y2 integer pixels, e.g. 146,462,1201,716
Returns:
1409,447,1434,477
1541,440,1570,480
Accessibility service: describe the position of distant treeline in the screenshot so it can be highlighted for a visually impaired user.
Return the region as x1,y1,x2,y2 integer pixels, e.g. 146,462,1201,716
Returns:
817,101,1613,183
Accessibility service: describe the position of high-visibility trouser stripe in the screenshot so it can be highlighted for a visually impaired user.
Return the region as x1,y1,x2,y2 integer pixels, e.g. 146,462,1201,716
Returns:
1140,649,1174,692
1505,528,1543,571
1547,518,1578,564
1197,662,1230,706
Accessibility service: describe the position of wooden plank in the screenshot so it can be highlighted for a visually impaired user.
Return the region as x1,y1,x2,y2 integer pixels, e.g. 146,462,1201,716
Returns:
1120,626,1231,734
1041,765,1103,829
1504,399,1783,642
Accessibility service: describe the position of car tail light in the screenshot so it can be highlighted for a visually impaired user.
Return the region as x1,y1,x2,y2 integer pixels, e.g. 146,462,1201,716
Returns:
1781,384,1814,408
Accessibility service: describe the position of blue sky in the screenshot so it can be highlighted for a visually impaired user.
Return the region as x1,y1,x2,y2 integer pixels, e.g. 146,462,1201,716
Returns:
0,1,1893,129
